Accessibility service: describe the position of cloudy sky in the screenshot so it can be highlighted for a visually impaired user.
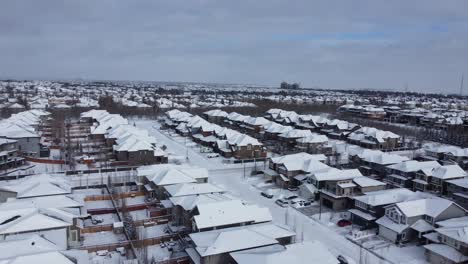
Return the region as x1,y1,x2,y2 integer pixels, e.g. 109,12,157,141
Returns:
1,0,467,93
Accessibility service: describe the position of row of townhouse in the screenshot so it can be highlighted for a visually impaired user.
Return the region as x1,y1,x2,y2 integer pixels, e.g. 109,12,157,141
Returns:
0,174,90,263
264,108,403,150
338,104,468,130
205,109,332,154
79,109,168,166
136,163,339,264
163,109,267,159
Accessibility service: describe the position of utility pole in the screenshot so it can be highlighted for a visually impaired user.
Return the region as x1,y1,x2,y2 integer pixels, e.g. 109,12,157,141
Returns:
460,74,464,96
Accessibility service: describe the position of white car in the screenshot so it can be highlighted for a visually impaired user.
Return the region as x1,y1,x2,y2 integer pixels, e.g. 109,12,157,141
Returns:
207,153,220,158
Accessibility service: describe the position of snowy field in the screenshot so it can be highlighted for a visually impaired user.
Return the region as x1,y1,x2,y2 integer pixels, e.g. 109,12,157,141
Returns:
132,118,429,264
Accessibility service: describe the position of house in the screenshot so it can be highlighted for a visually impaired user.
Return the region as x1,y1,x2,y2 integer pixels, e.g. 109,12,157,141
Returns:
113,134,167,165
0,235,82,264
230,240,339,264
203,109,228,124
351,150,410,179
278,129,313,150
268,153,329,187
348,127,401,150
317,174,384,211
295,134,331,155
320,119,360,140
349,188,426,229
243,117,271,135
376,198,466,244
0,207,80,248
0,138,24,170
0,121,40,157
413,164,467,195
192,199,273,232
423,216,468,264
446,178,468,210
137,164,209,199
186,223,295,264
263,122,293,140
385,160,441,189
225,134,266,159
0,174,71,202
170,193,234,230
164,183,224,198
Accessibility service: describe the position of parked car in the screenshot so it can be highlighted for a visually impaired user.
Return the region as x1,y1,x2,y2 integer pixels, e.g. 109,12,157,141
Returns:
261,191,274,199
207,153,220,158
275,199,289,207
285,195,298,200
290,198,307,208
337,219,352,227
337,255,349,264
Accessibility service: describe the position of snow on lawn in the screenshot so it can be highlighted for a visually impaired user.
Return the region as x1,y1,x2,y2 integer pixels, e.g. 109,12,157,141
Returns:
83,231,126,246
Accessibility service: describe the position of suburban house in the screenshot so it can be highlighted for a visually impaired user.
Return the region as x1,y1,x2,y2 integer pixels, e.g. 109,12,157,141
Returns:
446,178,468,210
349,188,425,229
413,164,467,195
137,164,209,199
320,119,360,140
242,116,271,135
0,174,71,202
263,122,293,140
376,198,466,244
348,127,401,150
351,149,409,179
295,134,331,155
192,199,273,232
268,152,328,187
0,121,40,157
385,160,441,189
0,138,23,170
423,216,468,264
203,109,228,124
186,223,295,264
316,173,384,211
230,240,339,264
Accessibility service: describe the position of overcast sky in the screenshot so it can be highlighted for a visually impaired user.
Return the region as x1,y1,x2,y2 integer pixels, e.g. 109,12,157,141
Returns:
1,0,467,93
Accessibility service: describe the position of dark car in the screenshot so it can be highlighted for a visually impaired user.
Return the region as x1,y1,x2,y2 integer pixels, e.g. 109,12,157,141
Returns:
261,191,274,199
337,219,352,227
285,195,298,200
337,255,349,264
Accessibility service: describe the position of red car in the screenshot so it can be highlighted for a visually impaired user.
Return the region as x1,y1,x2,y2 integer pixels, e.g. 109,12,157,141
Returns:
337,219,352,227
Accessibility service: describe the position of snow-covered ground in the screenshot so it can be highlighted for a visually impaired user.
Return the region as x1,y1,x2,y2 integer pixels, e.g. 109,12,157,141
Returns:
133,118,429,264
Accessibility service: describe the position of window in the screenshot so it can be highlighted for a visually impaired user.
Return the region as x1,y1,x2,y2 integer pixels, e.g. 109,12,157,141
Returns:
401,215,406,224
247,144,252,150
401,232,406,240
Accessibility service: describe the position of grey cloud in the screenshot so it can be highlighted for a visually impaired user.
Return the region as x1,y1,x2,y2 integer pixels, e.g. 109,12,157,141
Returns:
0,0,467,93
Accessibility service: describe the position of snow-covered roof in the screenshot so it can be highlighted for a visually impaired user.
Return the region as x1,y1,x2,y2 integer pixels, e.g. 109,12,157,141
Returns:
138,164,208,186
1,251,76,264
193,200,272,230
0,195,82,211
395,198,461,218
353,177,386,188
423,244,468,263
164,183,224,197
427,165,467,179
270,152,327,171
353,188,421,206
169,193,234,211
357,149,409,165
312,168,363,182
230,240,338,264
0,174,71,199
387,160,440,173
0,208,72,235
0,121,39,138
189,223,293,257
0,235,62,260
349,127,400,143
204,109,228,117
279,129,313,139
